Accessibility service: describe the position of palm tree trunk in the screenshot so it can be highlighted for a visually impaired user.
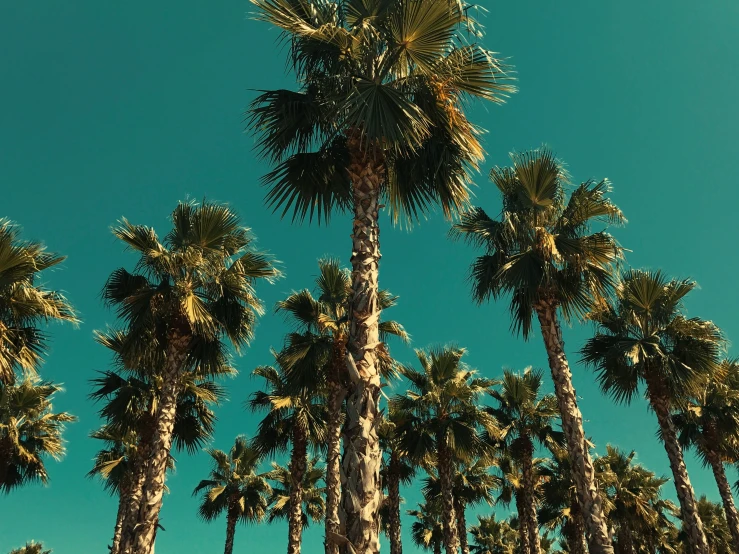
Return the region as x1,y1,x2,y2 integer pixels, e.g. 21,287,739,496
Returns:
433,541,442,554
110,490,128,553
224,506,238,554
326,349,347,554
132,333,191,554
515,492,531,554
535,302,613,554
387,450,403,554
288,426,308,554
644,373,709,554
615,524,634,554
520,438,541,554
706,447,739,551
454,498,469,554
568,495,588,554
437,441,459,554
344,134,385,554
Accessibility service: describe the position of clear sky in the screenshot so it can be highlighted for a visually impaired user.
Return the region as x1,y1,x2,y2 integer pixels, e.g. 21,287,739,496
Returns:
2,1,739,552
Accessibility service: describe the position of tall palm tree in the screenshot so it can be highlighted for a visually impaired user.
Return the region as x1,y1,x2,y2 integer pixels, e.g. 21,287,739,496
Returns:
0,219,77,385
249,360,328,554
581,270,724,554
469,514,518,554
391,346,498,554
248,3,515,549
594,446,679,554
275,258,408,554
193,436,271,554
488,367,561,554
8,543,52,554
673,359,739,551
538,449,588,554
379,408,416,554
102,200,279,554
423,460,499,554
408,500,445,554
265,458,326,528
89,329,227,554
0,378,75,492
452,148,623,554
678,496,732,554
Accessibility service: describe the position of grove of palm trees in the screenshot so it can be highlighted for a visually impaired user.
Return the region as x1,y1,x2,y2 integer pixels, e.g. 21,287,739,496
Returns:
3,2,739,554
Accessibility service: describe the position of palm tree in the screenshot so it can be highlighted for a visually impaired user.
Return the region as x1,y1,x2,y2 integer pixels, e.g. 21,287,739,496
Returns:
193,436,271,554
0,219,77,385
423,460,499,554
678,496,732,554
673,359,739,551
379,408,416,554
8,543,52,554
391,346,498,554
102,200,279,554
538,448,588,554
249,360,328,554
409,500,445,554
469,514,518,554
275,259,408,554
452,148,623,554
0,378,75,492
248,3,515,549
487,367,561,554
594,446,679,554
265,458,326,528
581,270,724,554
89,329,227,554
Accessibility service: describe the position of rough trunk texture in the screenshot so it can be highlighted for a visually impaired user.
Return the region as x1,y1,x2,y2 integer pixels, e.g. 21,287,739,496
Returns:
519,437,541,554
704,435,739,552
110,490,128,553
515,491,531,554
454,498,469,554
387,450,403,554
224,506,238,554
437,441,459,554
535,302,613,554
615,524,634,554
117,419,154,554
132,333,191,554
644,373,709,554
344,135,384,554
288,427,308,554
326,342,347,554
433,542,441,554
567,496,588,554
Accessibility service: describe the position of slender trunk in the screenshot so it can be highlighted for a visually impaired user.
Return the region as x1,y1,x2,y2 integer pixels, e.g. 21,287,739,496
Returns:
433,541,442,554
0,435,13,490
224,506,238,554
326,344,347,554
387,450,403,554
454,498,469,554
535,302,613,554
344,134,385,554
288,427,308,554
132,333,191,554
568,495,588,554
644,373,709,554
519,438,541,554
706,447,739,551
110,490,128,553
515,491,531,554
615,523,634,554
437,441,459,554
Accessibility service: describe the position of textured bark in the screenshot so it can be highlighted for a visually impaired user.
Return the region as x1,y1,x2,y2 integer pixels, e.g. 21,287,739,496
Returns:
519,437,541,554
132,333,191,554
288,427,308,554
535,302,613,554
644,373,709,554
110,490,127,553
437,442,459,554
433,542,441,554
705,440,739,552
515,491,531,554
344,135,384,554
387,450,403,554
454,498,469,554
615,524,634,554
224,506,238,554
326,342,347,554
567,496,588,554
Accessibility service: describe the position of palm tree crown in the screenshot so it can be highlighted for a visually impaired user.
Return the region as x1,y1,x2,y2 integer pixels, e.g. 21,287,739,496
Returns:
264,458,326,527
0,219,77,385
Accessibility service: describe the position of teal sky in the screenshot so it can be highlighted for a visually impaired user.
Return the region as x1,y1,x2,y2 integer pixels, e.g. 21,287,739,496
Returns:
2,1,739,552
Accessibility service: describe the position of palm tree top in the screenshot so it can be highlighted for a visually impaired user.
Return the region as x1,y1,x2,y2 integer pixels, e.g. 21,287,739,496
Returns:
248,0,516,224
452,147,625,338
264,457,326,527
